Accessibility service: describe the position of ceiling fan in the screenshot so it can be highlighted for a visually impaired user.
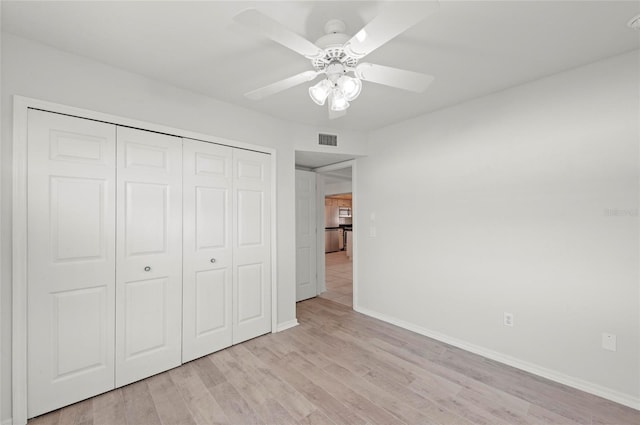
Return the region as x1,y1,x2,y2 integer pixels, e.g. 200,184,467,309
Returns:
233,2,439,119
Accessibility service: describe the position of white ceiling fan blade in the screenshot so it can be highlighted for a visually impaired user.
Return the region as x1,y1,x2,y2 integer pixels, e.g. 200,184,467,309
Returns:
245,71,320,100
234,9,324,60
355,63,434,93
344,1,439,59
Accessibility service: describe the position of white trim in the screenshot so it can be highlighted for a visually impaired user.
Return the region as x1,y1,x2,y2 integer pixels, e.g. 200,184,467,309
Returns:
12,96,279,423
355,306,640,411
315,173,326,295
270,151,278,334
2,418,14,425
351,161,358,310
276,319,299,332
313,159,355,174
12,96,29,425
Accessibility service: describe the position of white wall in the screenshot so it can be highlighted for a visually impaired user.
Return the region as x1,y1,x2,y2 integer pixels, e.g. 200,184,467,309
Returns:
0,33,366,421
357,50,640,405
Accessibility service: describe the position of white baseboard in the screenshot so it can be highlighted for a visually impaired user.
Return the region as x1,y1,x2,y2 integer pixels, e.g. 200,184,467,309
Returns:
275,319,299,332
355,306,640,411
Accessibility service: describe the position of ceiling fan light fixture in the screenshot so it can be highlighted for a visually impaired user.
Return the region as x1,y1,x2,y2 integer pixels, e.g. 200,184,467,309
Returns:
337,75,362,101
309,79,333,105
330,89,350,111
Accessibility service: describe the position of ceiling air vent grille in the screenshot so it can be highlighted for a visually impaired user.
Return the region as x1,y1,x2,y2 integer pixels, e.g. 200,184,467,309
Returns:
319,133,338,146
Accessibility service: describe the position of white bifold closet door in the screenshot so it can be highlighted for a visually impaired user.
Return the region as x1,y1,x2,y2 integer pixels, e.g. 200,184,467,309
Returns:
232,148,272,344
115,127,183,387
27,110,117,418
182,141,272,356
182,139,233,362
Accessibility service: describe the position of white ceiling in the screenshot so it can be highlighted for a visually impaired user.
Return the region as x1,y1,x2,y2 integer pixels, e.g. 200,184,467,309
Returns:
2,1,639,132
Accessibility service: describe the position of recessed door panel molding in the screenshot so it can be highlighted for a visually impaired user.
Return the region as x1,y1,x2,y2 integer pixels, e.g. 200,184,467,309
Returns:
237,263,264,323
237,159,264,181
124,142,169,170
295,170,317,301
27,109,116,418
233,149,271,344
50,176,106,262
125,182,168,256
196,186,228,249
237,189,264,246
49,130,108,164
195,151,228,176
52,286,108,380
124,277,168,358
182,139,233,362
115,126,182,388
195,269,228,335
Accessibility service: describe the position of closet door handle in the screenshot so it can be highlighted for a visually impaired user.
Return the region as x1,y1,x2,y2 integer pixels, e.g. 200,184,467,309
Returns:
210,258,216,264
144,266,151,272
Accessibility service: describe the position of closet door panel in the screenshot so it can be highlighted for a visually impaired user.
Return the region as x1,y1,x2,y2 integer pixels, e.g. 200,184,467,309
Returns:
115,127,183,387
232,149,272,344
182,139,233,362
27,110,116,418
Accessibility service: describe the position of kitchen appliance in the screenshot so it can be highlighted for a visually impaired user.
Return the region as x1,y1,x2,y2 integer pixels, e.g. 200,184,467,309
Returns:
325,229,340,253
325,205,339,228
338,207,351,217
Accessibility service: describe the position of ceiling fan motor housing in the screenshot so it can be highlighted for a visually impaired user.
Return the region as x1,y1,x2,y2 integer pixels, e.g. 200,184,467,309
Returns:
312,19,359,71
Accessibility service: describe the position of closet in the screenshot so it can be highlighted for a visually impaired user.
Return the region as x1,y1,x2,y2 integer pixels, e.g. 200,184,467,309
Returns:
26,109,271,418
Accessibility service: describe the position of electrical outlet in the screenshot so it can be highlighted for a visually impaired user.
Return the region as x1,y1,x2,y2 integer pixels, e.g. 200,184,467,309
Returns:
369,226,377,237
504,312,514,327
602,333,617,352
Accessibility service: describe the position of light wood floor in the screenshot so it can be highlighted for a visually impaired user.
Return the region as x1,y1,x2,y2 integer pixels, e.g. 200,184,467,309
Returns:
318,251,353,307
30,298,639,425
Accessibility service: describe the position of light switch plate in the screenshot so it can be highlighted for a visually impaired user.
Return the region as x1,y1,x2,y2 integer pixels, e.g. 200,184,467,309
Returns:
602,333,617,352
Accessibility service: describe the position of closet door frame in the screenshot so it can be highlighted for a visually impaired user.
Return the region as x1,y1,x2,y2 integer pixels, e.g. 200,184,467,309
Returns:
11,96,279,425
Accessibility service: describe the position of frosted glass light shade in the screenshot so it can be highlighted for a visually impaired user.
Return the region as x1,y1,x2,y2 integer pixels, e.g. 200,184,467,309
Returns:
309,79,333,105
337,76,362,101
330,89,350,111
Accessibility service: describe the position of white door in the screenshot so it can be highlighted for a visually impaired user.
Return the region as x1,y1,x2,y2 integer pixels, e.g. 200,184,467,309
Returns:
115,127,183,387
295,170,317,301
27,110,116,418
232,149,272,344
182,139,233,362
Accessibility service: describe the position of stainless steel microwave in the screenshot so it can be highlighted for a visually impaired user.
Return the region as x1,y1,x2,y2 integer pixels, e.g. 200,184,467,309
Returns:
338,207,351,217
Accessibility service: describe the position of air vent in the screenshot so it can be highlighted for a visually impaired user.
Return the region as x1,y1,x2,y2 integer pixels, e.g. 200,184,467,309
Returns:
319,133,338,146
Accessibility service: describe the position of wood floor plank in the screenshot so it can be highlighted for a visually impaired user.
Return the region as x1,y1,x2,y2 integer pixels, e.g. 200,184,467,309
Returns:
244,341,369,425
322,361,459,425
121,380,162,425
92,389,126,425
168,362,229,425
230,343,318,421
28,411,60,425
284,350,406,425
146,372,197,425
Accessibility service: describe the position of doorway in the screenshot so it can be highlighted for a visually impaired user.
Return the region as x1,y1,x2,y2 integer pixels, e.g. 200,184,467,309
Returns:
319,191,352,307
294,152,358,309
